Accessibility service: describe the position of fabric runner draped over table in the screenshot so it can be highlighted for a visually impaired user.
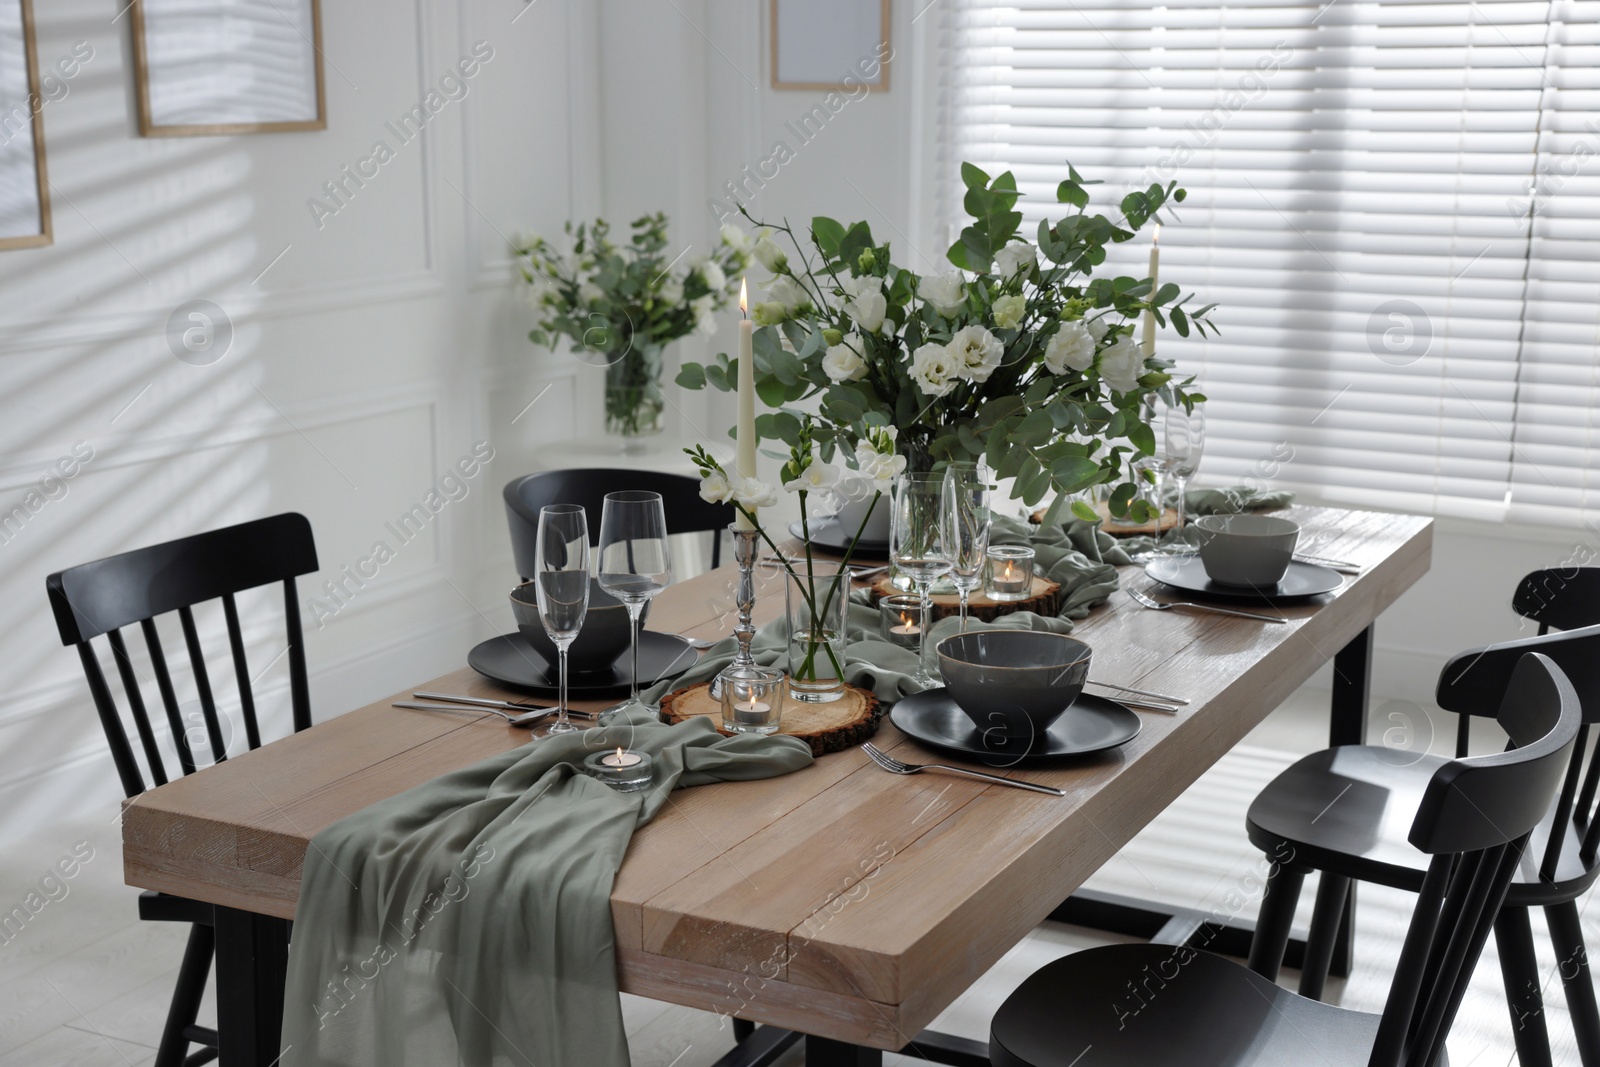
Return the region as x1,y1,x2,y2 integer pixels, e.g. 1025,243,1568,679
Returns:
279,711,812,1067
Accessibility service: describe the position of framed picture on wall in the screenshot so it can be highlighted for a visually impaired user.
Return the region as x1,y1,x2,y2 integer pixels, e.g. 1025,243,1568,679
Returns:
131,0,326,136
0,0,51,250
770,0,891,92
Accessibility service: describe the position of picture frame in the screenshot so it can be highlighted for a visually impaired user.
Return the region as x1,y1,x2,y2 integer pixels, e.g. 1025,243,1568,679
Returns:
769,0,891,92
130,0,327,137
0,0,51,250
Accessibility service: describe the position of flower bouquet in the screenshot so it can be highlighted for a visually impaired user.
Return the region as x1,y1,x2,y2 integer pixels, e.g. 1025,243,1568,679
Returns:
677,162,1213,522
514,213,748,446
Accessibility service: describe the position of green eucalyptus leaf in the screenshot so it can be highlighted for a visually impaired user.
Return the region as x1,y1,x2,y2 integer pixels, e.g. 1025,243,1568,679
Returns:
1071,499,1101,522
675,362,706,389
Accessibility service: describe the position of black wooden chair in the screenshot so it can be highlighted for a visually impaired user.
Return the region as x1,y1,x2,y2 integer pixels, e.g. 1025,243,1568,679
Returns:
1246,616,1600,1067
503,468,733,580
45,513,319,1067
989,651,1581,1067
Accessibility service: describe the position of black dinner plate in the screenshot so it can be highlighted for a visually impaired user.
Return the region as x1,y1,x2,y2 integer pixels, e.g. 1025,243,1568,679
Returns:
1144,555,1343,602
890,688,1141,766
789,518,890,558
467,631,696,696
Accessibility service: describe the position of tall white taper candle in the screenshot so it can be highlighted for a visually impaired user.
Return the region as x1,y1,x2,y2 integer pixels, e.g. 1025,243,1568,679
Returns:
1141,224,1161,360
735,278,757,531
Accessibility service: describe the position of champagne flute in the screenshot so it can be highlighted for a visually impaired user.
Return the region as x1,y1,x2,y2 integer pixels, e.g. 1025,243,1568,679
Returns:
1163,401,1207,544
596,490,674,723
891,473,954,688
533,504,590,739
942,462,991,632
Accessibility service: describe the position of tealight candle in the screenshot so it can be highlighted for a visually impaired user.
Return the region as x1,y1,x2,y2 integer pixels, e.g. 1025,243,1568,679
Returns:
986,545,1035,602
879,594,926,650
720,667,785,735
583,747,654,792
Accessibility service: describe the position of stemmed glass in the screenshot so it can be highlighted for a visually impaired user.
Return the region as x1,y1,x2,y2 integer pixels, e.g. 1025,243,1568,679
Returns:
1162,401,1207,545
891,473,954,688
942,462,991,632
597,490,673,723
533,504,590,739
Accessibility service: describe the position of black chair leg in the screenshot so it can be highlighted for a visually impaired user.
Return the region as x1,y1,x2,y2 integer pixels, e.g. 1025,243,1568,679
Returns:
155,924,215,1067
1246,861,1305,981
1495,907,1555,1067
1298,873,1350,1000
1546,900,1600,1067
733,1018,756,1041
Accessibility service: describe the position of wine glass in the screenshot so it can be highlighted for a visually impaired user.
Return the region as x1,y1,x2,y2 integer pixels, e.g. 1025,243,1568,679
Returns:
596,490,673,723
533,504,590,739
942,462,991,632
890,473,954,688
1163,401,1207,544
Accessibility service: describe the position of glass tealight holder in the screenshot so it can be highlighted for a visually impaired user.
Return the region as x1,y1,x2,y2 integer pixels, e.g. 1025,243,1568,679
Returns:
721,667,785,735
879,594,926,651
986,545,1035,602
583,747,655,793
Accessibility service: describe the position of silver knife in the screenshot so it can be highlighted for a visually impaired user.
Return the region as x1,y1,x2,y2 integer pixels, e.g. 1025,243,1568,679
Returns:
412,692,594,719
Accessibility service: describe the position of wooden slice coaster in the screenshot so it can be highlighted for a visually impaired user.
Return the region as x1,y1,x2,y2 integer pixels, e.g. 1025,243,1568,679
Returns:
659,681,882,756
1029,501,1179,538
867,574,1060,622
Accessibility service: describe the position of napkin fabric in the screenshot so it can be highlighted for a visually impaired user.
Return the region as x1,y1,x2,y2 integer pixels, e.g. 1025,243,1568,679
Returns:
279,710,812,1067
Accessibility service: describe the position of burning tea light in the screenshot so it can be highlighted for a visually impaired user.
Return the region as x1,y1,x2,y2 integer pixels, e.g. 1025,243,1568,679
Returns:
720,666,785,735
583,746,654,792
879,594,926,650
986,545,1035,602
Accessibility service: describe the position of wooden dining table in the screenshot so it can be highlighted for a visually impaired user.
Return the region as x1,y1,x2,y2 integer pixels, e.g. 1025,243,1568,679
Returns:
121,504,1432,1067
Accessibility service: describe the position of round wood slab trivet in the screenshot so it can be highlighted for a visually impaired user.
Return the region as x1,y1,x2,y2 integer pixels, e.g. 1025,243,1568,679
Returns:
1029,501,1179,538
659,681,882,756
867,574,1060,622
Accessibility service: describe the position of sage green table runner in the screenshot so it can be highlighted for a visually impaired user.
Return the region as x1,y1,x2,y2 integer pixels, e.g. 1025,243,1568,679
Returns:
280,710,812,1067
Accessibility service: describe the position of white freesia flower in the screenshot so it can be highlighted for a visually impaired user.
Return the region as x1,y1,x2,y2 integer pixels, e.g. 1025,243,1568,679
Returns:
948,324,1004,384
732,476,778,510
844,289,887,333
1099,335,1145,394
698,469,733,504
697,258,726,290
1043,319,1095,374
720,223,754,254
918,272,967,317
839,274,882,300
692,294,717,335
782,458,841,494
658,276,684,306
853,441,907,492
910,341,959,398
578,281,605,306
993,241,1038,279
1086,316,1111,343
751,302,789,327
753,230,787,273
765,274,810,311
992,293,1026,331
822,338,869,382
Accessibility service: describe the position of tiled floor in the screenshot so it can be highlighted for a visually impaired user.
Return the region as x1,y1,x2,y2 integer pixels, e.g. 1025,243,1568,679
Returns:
0,687,1587,1066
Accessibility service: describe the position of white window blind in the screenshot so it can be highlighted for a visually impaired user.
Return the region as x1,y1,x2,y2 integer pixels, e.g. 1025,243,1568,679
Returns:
936,0,1600,524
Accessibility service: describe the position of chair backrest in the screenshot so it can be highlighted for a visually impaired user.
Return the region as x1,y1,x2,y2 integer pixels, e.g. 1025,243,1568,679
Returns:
45,513,319,799
1437,621,1600,880
1368,652,1580,1067
1511,567,1600,634
503,469,733,580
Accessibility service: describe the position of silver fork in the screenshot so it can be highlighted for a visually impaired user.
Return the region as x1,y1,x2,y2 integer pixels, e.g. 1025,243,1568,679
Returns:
860,742,1066,796
392,701,560,727
1126,587,1287,625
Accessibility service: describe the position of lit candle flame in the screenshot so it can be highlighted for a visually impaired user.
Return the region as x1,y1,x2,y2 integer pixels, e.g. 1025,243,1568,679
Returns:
1003,561,1015,580
615,747,625,761
739,277,748,316
1152,223,1161,247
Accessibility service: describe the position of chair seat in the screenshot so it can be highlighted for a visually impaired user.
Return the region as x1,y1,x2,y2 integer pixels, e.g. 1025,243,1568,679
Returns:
1246,745,1596,906
990,944,1436,1067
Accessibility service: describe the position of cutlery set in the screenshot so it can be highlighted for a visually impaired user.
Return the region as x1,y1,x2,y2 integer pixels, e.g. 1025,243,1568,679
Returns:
393,691,593,728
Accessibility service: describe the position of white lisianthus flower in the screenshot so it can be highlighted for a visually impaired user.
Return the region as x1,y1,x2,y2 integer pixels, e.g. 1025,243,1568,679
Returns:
992,293,1027,330
578,281,605,306
782,458,841,494
993,241,1038,280
822,338,869,382
697,258,727,291
1086,316,1111,344
1043,319,1095,374
658,276,684,306
720,223,754,254
948,324,1004,384
692,294,717,335
918,271,967,317
765,274,810,311
751,301,789,327
844,289,887,333
910,341,959,398
698,469,733,504
1099,335,1146,394
732,476,778,510
752,230,787,273
840,274,882,300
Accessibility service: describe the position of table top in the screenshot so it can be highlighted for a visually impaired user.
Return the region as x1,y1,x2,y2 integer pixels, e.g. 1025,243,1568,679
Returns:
121,505,1432,1049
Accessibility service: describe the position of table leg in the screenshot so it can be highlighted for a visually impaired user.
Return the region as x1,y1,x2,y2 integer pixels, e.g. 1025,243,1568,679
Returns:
807,1036,883,1065
1326,625,1373,977
213,907,290,1067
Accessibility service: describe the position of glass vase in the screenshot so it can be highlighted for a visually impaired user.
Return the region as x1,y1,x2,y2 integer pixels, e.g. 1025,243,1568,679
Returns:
604,344,666,452
785,560,850,703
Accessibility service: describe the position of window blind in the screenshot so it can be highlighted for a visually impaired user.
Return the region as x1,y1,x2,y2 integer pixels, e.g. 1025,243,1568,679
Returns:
936,0,1599,523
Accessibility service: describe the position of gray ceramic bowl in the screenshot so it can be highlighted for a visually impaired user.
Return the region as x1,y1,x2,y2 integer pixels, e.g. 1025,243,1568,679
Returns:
509,578,647,674
936,631,1092,741
1195,513,1300,587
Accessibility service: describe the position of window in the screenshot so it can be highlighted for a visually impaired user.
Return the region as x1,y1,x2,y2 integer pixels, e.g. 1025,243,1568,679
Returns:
935,0,1600,523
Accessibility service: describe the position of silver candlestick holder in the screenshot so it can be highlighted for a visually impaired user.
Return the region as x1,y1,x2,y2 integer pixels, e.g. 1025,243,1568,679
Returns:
711,525,763,700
